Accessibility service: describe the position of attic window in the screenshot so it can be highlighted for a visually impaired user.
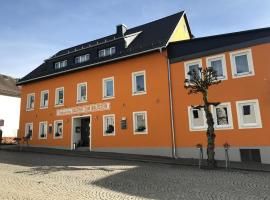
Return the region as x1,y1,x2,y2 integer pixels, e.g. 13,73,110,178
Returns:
99,47,116,58
75,54,90,64
55,60,67,69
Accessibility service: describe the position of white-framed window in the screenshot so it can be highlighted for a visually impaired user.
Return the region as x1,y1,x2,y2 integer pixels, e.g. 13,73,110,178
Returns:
212,102,233,129
26,93,35,110
98,47,116,58
77,82,87,103
25,123,33,139
55,60,67,69
103,114,115,136
230,49,254,78
236,99,262,129
75,54,90,64
39,121,47,139
184,59,202,81
206,54,227,80
40,90,49,109
188,106,207,131
54,120,63,138
133,111,148,134
55,87,64,106
132,71,146,95
103,77,115,99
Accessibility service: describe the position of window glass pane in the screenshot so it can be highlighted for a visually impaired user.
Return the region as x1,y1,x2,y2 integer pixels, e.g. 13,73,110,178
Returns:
242,104,256,124
189,64,200,80
135,75,145,92
192,109,204,127
216,107,229,125
105,48,110,56
106,80,113,97
80,85,86,99
235,54,249,73
211,60,223,77
43,93,48,106
58,90,63,103
111,47,116,55
136,114,146,131
55,122,63,137
104,116,114,134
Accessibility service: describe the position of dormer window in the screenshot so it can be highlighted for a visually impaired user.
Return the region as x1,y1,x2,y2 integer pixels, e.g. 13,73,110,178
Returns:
55,60,67,69
99,47,116,58
75,54,90,64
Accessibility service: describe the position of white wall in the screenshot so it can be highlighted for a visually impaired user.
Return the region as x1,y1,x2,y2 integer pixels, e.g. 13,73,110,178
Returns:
0,95,21,137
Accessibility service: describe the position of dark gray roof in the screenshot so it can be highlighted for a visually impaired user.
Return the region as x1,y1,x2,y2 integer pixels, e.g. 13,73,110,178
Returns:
18,11,188,85
0,74,21,97
168,27,270,63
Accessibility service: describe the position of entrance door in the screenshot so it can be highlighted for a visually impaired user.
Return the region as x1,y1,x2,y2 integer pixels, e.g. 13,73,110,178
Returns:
81,118,90,147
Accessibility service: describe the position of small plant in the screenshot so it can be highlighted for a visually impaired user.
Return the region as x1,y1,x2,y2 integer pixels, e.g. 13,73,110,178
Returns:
40,133,45,138
55,132,61,137
137,126,146,132
106,125,114,133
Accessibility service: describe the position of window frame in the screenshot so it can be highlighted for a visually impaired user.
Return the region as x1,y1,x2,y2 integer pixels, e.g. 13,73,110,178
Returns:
26,93,35,111
132,70,147,96
53,120,64,139
40,90,49,109
76,82,88,103
133,111,148,135
206,54,228,80
55,87,64,107
230,49,255,78
212,102,233,130
184,59,202,81
187,106,207,131
98,47,116,58
102,77,115,100
236,99,262,129
25,122,33,140
39,121,48,139
103,114,116,136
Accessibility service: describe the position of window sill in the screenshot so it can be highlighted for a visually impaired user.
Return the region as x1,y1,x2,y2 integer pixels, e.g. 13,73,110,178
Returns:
239,123,262,129
103,133,116,136
76,100,88,104
102,96,115,100
232,71,254,79
53,136,63,139
54,104,64,108
215,125,233,130
40,106,48,110
189,127,207,132
39,137,47,140
132,91,147,96
134,131,148,135
26,108,34,112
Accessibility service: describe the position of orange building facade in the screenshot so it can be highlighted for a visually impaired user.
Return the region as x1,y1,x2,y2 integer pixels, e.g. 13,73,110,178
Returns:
17,11,270,163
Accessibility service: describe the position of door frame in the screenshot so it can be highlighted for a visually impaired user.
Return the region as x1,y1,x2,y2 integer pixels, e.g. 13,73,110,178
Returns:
71,114,92,151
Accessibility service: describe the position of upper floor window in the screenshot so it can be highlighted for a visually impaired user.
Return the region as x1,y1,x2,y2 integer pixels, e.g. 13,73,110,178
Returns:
26,93,35,110
132,71,146,95
55,60,67,69
25,123,33,139
55,87,64,106
103,77,114,99
98,47,116,58
212,102,233,129
103,114,115,136
230,49,254,78
39,121,47,139
40,90,49,108
77,82,87,103
133,111,148,134
184,60,202,81
75,54,90,64
206,54,227,80
236,99,262,129
188,106,207,131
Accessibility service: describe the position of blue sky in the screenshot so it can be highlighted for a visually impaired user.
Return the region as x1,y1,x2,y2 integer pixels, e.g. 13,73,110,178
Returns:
0,0,270,78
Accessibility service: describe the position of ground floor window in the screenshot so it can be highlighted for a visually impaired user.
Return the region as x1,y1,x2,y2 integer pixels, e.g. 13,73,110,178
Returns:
188,107,206,131
212,102,233,129
236,99,262,128
133,111,148,134
54,120,63,138
103,114,115,136
25,123,33,139
39,121,47,139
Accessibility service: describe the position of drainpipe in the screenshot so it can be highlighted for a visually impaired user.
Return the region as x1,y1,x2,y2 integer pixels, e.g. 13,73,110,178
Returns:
167,58,177,159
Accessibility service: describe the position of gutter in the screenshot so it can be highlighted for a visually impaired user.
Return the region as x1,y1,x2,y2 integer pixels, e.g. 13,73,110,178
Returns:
17,46,166,85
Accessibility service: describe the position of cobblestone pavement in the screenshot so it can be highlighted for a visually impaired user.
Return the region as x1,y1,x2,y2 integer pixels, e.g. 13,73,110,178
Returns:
1,151,270,200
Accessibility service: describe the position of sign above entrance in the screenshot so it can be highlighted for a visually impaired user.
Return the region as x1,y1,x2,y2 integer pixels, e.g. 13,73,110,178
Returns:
56,102,110,116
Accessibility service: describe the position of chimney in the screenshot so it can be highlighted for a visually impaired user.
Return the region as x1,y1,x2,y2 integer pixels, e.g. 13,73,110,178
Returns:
116,24,127,37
